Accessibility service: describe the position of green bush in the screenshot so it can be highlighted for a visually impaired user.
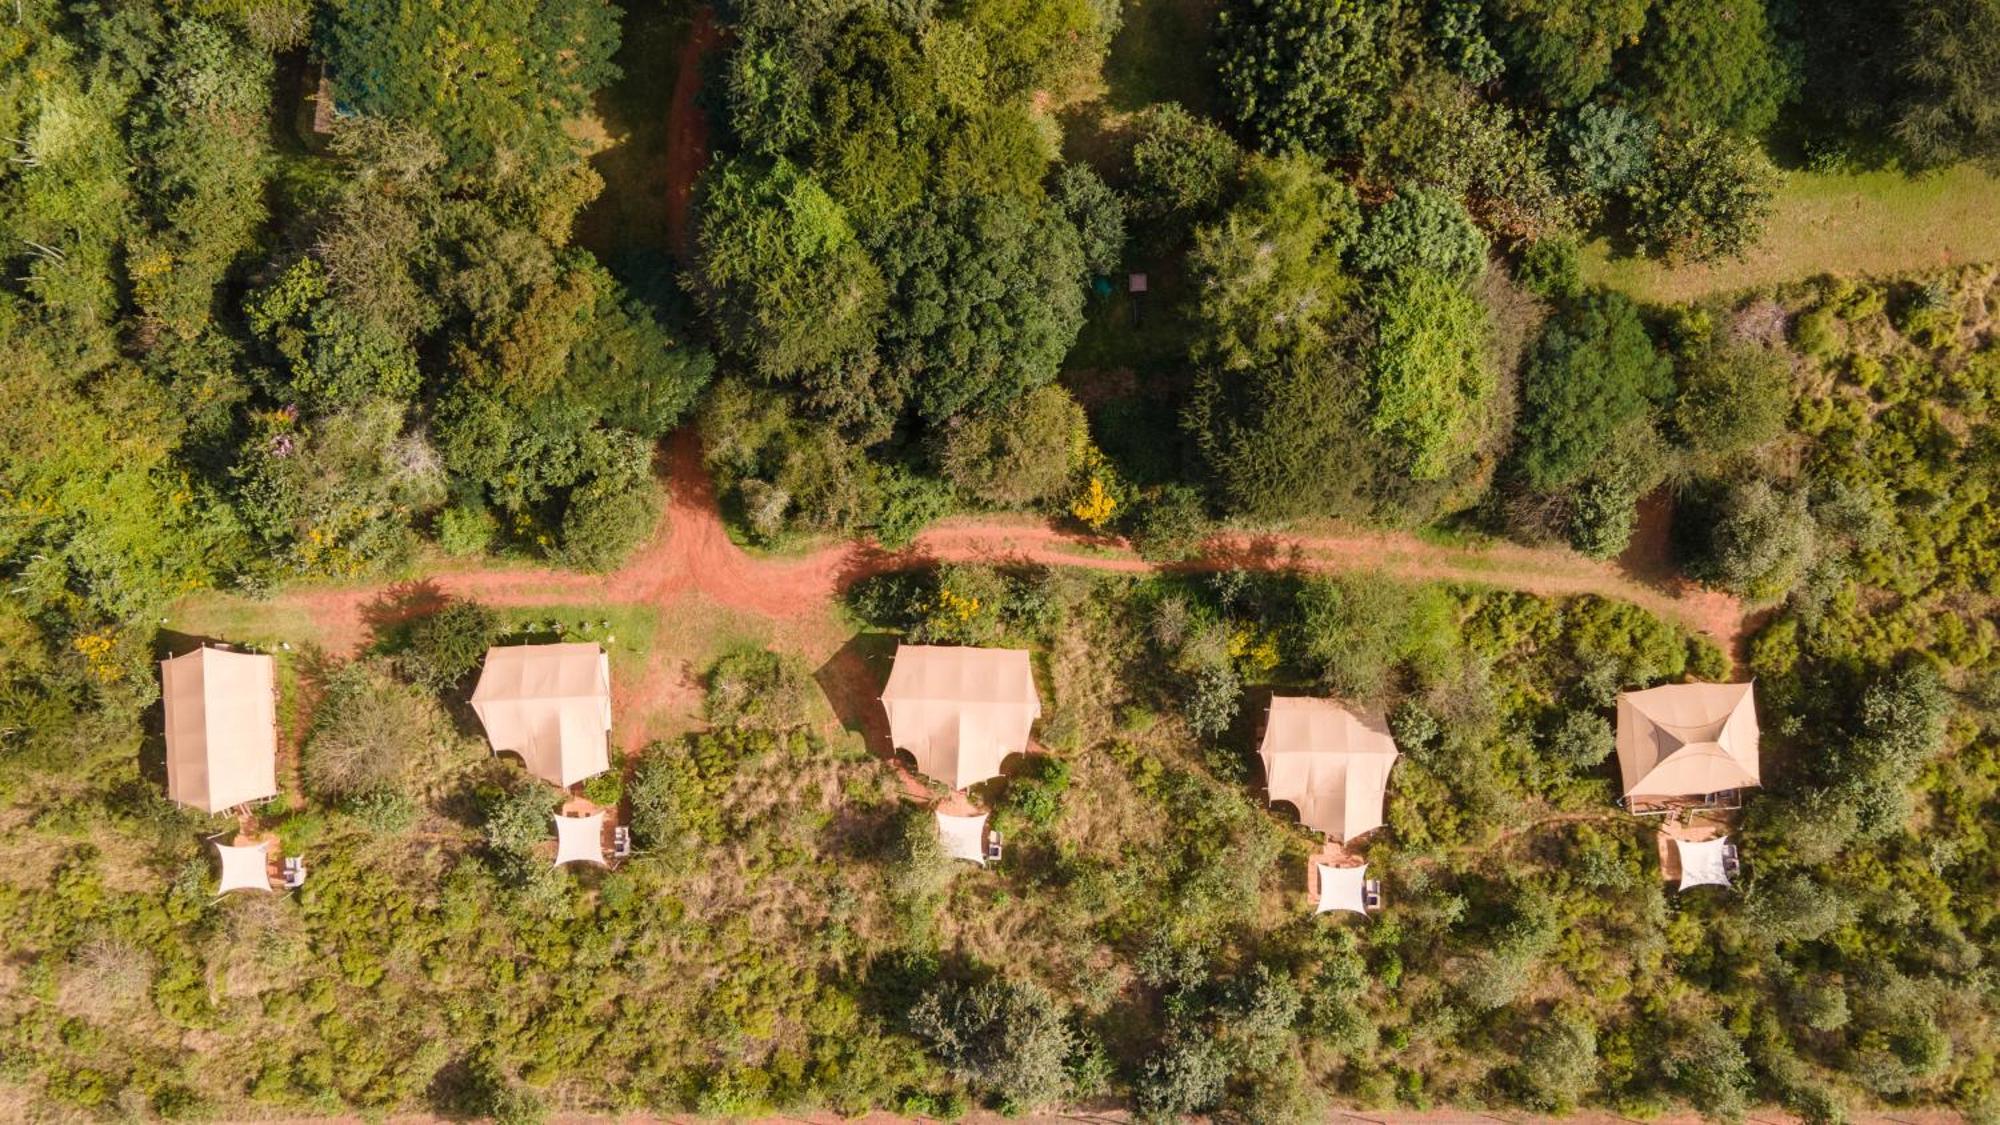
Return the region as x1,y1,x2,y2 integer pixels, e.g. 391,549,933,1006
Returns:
705,648,816,731
1350,187,1488,282
909,978,1076,1112
303,660,458,803
398,598,497,693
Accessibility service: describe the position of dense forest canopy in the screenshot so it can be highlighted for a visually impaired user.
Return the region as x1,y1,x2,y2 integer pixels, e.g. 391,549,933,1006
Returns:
1,0,1998,1119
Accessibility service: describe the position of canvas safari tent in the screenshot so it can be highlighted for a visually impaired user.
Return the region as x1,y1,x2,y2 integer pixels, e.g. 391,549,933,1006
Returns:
881,645,1040,790
470,643,612,787
1615,682,1759,805
1258,697,1400,843
161,646,279,813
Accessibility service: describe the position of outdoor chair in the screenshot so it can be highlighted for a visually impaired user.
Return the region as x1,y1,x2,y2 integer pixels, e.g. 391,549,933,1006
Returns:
1362,878,1383,912
1722,842,1742,879
985,830,1004,864
282,856,307,889
613,825,632,859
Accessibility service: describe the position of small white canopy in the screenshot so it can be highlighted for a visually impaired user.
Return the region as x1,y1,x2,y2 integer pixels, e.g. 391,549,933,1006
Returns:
1316,863,1369,916
935,809,989,865
1675,835,1732,891
215,840,273,895
553,812,608,867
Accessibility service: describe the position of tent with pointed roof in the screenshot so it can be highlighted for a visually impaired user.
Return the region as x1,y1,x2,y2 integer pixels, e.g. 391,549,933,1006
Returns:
1616,682,1759,803
553,812,607,867
471,643,612,788
881,645,1040,790
1315,863,1369,915
1674,836,1733,891
1259,697,1399,843
214,840,273,895
162,646,279,814
936,809,989,865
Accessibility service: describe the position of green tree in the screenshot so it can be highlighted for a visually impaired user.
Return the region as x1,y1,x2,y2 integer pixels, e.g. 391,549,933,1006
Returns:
909,979,1077,1112
937,385,1090,507
1126,103,1243,225
1365,270,1496,482
1350,186,1488,281
1672,340,1791,459
318,0,620,173
1487,0,1652,106
1216,0,1408,157
689,158,887,388
875,192,1086,422
1185,340,1374,519
1052,163,1126,276
1625,0,1795,136
1892,0,2000,166
1624,122,1779,263
1187,155,1361,371
1514,291,1673,490
1691,479,1816,598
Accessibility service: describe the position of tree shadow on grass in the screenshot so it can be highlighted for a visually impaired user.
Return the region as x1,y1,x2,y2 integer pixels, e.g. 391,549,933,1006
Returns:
359,579,449,654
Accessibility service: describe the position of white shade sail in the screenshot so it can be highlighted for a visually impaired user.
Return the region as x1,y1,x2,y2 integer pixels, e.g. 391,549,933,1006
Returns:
553,812,607,867
881,645,1040,790
162,647,278,813
936,809,989,865
215,840,273,895
471,644,612,787
1316,863,1369,915
1675,835,1732,891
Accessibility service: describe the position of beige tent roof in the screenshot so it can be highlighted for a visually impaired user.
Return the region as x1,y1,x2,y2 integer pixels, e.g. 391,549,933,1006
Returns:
471,644,611,788
936,809,989,865
161,647,279,813
214,840,273,895
1259,697,1399,843
1616,682,1759,801
1315,863,1368,916
881,645,1040,790
553,812,607,867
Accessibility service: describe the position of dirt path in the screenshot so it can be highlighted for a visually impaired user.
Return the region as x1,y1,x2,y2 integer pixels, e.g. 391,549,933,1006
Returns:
272,429,1747,750
663,6,721,257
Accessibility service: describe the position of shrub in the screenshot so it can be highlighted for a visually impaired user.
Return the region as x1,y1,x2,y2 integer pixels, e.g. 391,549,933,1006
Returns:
1350,187,1488,282
1127,104,1242,225
436,502,497,557
1624,122,1779,264
912,565,1009,645
909,978,1076,1112
1514,290,1673,490
304,660,456,803
1053,163,1125,276
1517,237,1582,300
705,648,816,731
398,599,497,693
483,783,560,858
1125,485,1212,562
1365,268,1497,481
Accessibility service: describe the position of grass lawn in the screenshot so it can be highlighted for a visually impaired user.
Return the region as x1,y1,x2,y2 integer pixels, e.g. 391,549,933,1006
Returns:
1582,164,2000,302
1103,0,1220,115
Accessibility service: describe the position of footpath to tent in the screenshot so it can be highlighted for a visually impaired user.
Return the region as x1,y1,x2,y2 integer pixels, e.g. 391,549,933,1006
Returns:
183,430,1748,755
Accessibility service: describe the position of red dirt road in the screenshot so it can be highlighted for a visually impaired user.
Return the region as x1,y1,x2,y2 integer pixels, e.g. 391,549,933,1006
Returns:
664,7,721,256
278,429,1746,751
